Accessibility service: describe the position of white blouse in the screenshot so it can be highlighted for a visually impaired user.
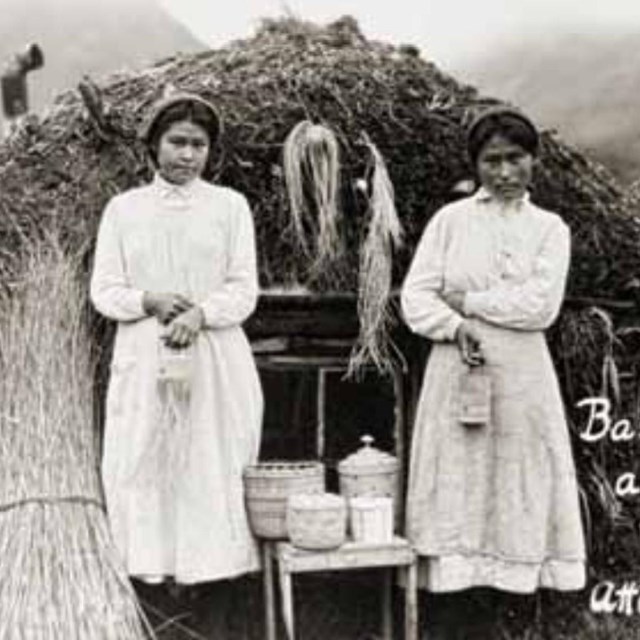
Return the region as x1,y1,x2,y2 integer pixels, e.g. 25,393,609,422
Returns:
401,188,570,340
90,173,258,329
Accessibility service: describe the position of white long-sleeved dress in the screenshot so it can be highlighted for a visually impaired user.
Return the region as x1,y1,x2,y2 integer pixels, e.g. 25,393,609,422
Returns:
401,188,585,593
90,174,263,584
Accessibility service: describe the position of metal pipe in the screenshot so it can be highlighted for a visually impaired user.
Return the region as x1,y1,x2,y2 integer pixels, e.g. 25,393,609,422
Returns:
1,43,44,120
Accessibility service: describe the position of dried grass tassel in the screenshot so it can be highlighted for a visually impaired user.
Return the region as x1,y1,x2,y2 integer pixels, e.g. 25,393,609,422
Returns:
133,376,192,489
283,120,342,276
348,133,403,378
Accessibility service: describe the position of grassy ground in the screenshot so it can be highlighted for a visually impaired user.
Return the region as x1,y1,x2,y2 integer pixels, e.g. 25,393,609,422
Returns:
134,575,639,640
136,573,381,640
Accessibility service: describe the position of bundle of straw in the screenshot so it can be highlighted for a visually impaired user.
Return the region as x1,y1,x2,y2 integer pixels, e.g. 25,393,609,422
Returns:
283,120,342,277
0,238,150,639
348,134,403,378
133,377,191,489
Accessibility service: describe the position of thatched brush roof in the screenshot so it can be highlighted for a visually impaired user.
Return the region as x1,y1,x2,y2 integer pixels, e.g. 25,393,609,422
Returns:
0,15,638,301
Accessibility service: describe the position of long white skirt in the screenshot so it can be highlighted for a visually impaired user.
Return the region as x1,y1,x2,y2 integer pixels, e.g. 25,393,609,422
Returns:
406,321,586,593
102,318,263,584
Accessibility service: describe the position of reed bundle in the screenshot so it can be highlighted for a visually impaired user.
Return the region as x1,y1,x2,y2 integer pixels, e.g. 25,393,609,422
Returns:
134,378,191,488
0,239,150,639
348,134,403,377
283,120,342,278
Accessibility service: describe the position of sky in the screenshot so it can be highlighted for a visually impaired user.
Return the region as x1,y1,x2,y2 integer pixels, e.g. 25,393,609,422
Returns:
160,0,640,71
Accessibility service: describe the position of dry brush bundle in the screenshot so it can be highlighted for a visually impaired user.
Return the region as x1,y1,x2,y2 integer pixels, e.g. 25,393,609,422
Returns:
0,238,150,639
133,376,191,490
348,134,403,377
283,120,342,282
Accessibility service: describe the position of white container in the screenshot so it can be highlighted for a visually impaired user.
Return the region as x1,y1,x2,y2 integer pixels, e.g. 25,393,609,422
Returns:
157,342,194,383
349,496,394,544
287,493,347,550
338,435,399,506
457,364,491,426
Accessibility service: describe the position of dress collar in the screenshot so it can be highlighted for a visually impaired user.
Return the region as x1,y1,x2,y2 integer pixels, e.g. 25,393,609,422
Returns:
474,186,530,214
152,173,200,203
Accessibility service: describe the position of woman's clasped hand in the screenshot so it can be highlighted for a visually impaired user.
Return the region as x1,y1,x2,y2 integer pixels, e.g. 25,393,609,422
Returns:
142,292,204,348
454,320,484,367
142,291,193,324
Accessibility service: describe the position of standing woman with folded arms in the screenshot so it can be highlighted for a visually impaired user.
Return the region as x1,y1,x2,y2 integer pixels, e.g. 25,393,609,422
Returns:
90,93,263,610
401,107,585,639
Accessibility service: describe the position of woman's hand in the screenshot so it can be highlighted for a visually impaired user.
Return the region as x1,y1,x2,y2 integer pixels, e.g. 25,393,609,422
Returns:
143,292,193,325
455,320,484,367
163,306,205,348
442,290,466,315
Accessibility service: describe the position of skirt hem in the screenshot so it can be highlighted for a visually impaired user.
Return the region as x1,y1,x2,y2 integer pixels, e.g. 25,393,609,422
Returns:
417,553,586,594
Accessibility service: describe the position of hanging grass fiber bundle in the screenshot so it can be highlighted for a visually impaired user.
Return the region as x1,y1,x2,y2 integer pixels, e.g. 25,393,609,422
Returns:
348,133,403,377
283,120,342,278
0,237,150,639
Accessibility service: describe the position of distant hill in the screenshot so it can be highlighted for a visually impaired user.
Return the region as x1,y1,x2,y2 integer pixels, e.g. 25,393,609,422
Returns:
0,0,204,117
456,29,640,185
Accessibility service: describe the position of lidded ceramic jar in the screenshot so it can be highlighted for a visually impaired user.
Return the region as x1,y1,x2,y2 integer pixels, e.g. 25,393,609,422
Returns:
338,435,398,505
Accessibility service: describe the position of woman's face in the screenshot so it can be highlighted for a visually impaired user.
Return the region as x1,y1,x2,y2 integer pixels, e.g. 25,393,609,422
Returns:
476,134,534,202
156,120,210,185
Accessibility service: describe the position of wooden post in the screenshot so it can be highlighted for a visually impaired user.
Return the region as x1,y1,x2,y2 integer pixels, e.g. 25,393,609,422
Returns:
317,368,327,460
263,543,276,640
382,569,393,640
278,561,295,640
406,560,419,640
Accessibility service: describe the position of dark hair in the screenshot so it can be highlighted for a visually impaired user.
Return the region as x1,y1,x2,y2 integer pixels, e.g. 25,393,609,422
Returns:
146,100,219,169
467,109,539,167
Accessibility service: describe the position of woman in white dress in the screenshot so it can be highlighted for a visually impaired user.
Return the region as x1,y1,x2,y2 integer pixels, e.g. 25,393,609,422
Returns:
90,93,263,597
401,107,585,638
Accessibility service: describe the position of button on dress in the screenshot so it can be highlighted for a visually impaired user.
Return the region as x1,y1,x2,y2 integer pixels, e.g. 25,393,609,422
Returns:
90,174,263,584
401,188,586,593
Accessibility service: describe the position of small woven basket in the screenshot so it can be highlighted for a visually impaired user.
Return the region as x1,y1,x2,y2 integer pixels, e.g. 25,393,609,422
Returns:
243,462,324,539
287,493,347,550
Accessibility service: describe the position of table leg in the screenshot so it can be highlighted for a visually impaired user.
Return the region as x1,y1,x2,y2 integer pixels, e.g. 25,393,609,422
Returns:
278,561,295,640
405,561,419,640
382,569,393,640
263,543,276,640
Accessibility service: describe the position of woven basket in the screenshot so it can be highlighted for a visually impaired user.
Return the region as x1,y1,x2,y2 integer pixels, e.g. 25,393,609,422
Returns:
243,462,324,539
287,493,347,550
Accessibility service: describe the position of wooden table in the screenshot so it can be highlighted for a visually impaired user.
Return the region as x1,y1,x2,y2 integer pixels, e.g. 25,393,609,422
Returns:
262,537,418,640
